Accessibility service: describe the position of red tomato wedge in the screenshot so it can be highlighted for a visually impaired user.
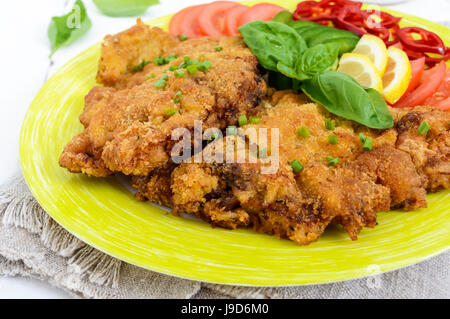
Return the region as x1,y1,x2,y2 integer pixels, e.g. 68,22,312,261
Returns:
404,57,426,95
224,5,250,36
423,68,450,110
198,1,243,36
238,3,286,26
169,5,204,38
393,61,446,108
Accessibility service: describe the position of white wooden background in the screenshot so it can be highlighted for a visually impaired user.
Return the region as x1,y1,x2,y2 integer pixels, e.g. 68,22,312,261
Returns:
0,0,449,299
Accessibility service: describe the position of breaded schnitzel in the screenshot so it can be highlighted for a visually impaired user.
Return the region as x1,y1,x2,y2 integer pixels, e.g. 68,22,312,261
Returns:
60,22,267,177
60,20,450,245
134,91,449,245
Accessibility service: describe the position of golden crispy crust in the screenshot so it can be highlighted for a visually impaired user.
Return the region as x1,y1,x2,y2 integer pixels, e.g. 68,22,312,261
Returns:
97,19,179,88
60,23,267,177
133,92,449,245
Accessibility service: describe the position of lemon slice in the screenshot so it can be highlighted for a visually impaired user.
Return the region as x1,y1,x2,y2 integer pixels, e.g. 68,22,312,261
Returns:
337,53,383,92
382,46,412,104
352,34,388,75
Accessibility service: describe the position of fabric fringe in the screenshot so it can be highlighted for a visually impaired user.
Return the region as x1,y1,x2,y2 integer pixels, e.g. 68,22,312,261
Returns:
69,245,122,288
0,176,122,288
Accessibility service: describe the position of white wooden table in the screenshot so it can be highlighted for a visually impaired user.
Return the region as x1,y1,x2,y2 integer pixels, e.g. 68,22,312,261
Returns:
0,0,448,299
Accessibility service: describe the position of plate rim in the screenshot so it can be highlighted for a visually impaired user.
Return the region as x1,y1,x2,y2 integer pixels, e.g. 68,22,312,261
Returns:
19,0,450,286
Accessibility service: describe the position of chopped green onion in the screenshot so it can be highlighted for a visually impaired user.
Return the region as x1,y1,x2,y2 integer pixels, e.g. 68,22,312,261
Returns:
198,60,212,71
359,133,366,143
179,34,188,41
174,70,185,78
154,56,166,66
418,121,430,135
258,147,268,158
186,64,198,75
153,79,166,88
173,91,182,103
227,125,237,135
362,137,373,151
167,53,178,61
249,116,261,124
184,56,190,63
145,73,155,80
161,73,168,81
238,115,248,126
207,131,220,143
328,134,338,145
297,126,309,138
169,65,177,71
289,160,303,173
132,60,151,72
215,46,223,51
163,107,177,117
326,156,340,167
325,119,335,130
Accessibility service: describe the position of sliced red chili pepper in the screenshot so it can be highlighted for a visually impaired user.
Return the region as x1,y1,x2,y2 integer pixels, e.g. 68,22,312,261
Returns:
398,27,446,55
424,47,450,66
364,10,402,29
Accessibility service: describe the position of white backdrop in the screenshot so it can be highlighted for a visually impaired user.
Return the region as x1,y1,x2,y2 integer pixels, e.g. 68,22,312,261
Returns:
0,0,449,299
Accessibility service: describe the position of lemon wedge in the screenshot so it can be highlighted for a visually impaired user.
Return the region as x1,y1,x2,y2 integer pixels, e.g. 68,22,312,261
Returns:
337,53,383,92
352,34,388,75
382,46,412,104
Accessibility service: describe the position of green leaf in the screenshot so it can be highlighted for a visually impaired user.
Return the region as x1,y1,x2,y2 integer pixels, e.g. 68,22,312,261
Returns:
301,71,394,129
48,0,91,56
239,21,307,72
93,0,159,17
271,11,293,24
278,44,339,81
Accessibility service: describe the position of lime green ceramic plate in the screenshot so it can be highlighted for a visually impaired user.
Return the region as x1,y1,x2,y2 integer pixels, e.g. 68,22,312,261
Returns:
20,0,450,286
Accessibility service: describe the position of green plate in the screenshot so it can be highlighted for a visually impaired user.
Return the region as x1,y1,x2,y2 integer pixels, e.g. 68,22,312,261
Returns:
20,0,450,286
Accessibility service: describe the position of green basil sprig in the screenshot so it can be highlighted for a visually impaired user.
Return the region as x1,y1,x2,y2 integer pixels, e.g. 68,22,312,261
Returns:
238,21,307,72
48,0,91,56
93,0,159,17
302,71,394,129
277,44,339,81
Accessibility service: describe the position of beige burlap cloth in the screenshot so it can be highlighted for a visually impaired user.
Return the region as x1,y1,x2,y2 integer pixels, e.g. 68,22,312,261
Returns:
0,172,448,298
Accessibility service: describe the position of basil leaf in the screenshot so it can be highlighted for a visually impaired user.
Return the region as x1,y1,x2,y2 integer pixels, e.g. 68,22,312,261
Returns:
272,11,293,24
48,0,91,56
301,71,394,129
93,0,159,17
239,21,307,72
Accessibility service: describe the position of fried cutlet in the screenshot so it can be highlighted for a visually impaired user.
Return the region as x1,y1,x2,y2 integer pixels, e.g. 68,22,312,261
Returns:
133,91,446,244
59,22,267,177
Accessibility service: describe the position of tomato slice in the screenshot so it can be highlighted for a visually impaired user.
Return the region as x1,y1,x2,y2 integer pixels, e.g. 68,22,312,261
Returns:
198,1,243,36
423,68,450,110
238,3,286,26
169,5,204,38
224,5,250,36
404,57,425,95
393,61,446,108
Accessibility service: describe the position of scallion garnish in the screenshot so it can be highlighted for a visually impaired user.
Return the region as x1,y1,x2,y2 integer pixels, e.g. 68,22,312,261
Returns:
179,34,188,41
238,115,248,126
174,70,185,78
163,107,177,117
173,91,182,103
186,64,198,75
153,79,166,88
326,156,340,166
418,121,430,135
227,126,237,135
289,160,303,173
328,134,338,145
297,126,309,138
249,116,261,124
325,119,335,130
